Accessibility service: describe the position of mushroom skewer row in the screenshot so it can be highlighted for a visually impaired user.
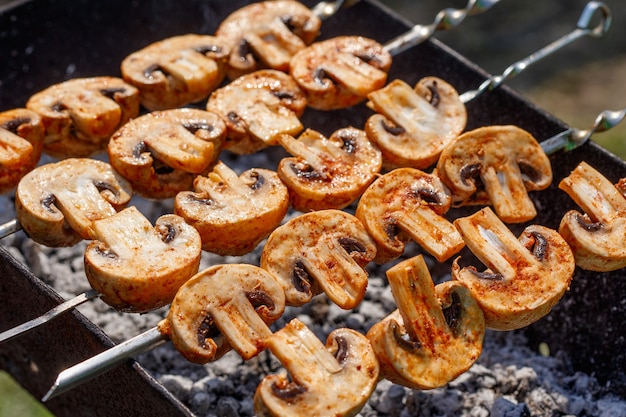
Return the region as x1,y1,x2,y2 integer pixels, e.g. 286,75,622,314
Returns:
366,0,611,171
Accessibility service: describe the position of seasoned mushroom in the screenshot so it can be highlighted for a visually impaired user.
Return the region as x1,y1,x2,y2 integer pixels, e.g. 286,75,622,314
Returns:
452,207,575,330
15,158,132,247
206,69,306,154
277,127,382,211
174,161,289,256
261,209,376,309
160,263,285,364
290,36,392,110
365,77,467,170
436,125,552,223
215,0,321,79
108,108,226,199
84,206,201,313
355,167,465,264
26,76,140,158
254,318,379,417
367,255,484,390
0,108,44,194
120,34,229,111
558,162,626,271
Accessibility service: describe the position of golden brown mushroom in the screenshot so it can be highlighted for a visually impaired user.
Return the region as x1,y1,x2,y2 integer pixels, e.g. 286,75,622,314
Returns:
276,127,382,211
260,209,376,309
0,108,44,194
367,255,484,390
452,207,575,330
120,34,229,111
215,0,322,79
558,162,626,271
436,125,552,223
174,161,289,256
355,167,465,264
84,206,202,313
26,76,140,158
15,158,132,247
254,318,379,417
107,108,226,199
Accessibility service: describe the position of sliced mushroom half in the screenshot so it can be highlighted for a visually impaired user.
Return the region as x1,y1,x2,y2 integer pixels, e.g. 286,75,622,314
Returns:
215,0,321,79
254,318,379,417
26,76,140,158
260,209,376,309
174,161,289,256
355,167,465,264
108,108,226,199
121,34,229,110
290,36,392,110
84,206,201,313
558,162,626,271
452,207,575,330
0,108,44,194
277,127,382,211
367,255,484,390
15,158,132,247
437,125,552,223
161,263,285,364
206,69,306,154
366,77,467,170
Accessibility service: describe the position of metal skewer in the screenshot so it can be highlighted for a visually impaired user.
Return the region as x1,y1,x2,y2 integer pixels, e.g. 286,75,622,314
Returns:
311,0,362,20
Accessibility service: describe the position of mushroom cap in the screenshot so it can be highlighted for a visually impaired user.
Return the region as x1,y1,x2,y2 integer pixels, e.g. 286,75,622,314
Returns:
277,127,382,211
366,77,467,170
206,69,306,154
215,0,321,79
108,108,226,199
290,36,392,110
355,167,464,264
260,209,376,309
254,318,379,417
437,125,552,223
84,206,201,313
15,158,133,247
121,34,229,111
367,255,484,390
558,162,626,271
452,207,575,330
26,76,140,158
174,161,289,255
164,263,285,364
0,108,44,194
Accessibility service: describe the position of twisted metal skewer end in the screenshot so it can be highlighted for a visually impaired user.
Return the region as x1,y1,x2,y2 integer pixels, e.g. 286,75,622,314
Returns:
311,0,362,20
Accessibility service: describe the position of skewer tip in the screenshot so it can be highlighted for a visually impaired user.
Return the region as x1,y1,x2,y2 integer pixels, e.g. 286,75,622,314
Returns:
41,381,60,402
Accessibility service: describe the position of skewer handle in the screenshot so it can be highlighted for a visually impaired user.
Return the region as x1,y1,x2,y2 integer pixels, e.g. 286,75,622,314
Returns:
383,0,501,56
42,326,168,402
311,0,362,20
0,218,21,239
459,1,611,103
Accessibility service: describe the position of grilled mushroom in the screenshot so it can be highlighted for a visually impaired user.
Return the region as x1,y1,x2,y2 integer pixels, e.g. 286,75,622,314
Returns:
558,162,626,271
365,77,467,170
206,69,306,154
84,206,201,313
452,207,575,330
120,34,229,110
108,108,226,199
15,158,132,247
215,0,321,79
26,76,140,158
276,127,382,211
254,318,379,417
260,209,376,309
355,167,465,264
367,255,484,390
174,161,289,256
0,108,44,194
290,36,392,110
437,125,552,223
161,263,285,364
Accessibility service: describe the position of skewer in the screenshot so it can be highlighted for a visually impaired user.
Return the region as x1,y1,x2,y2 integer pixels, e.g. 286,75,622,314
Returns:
310,0,361,20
